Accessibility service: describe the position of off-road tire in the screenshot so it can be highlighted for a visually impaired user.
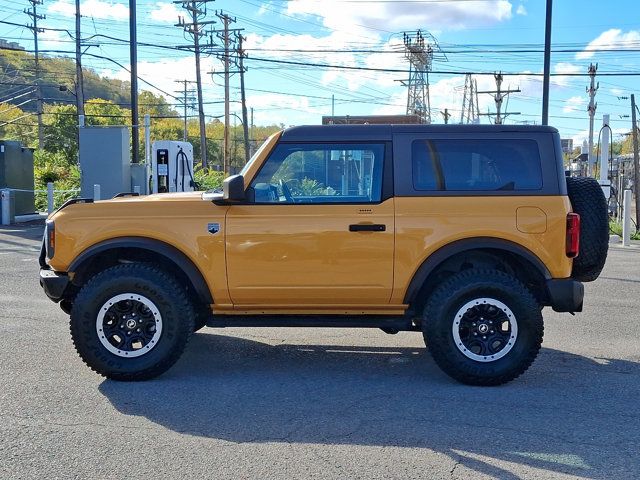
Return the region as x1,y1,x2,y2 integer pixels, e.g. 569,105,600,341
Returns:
70,263,194,381
423,269,543,386
566,176,608,282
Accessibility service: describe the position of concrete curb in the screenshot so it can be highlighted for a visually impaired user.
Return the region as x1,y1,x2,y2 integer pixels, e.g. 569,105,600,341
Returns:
15,213,47,223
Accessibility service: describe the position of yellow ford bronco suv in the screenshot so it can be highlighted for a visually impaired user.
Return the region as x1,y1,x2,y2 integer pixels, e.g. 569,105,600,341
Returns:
39,125,608,385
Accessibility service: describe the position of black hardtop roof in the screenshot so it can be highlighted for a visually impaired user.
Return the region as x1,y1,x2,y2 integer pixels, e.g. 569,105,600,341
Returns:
280,124,559,142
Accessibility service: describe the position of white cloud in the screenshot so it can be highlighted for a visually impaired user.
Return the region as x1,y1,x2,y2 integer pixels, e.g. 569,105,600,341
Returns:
610,88,624,96
576,28,640,60
150,2,180,23
553,62,580,87
48,0,75,16
247,93,328,126
570,130,589,150
40,29,67,47
563,96,585,113
100,55,217,103
246,31,404,91
516,5,527,15
287,0,513,33
49,0,129,20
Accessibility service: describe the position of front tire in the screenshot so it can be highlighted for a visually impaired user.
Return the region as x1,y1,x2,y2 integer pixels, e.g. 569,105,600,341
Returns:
423,269,543,386
70,263,195,381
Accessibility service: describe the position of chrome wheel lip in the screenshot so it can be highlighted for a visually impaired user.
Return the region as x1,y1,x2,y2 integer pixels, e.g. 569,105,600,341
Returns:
96,293,163,358
452,297,518,363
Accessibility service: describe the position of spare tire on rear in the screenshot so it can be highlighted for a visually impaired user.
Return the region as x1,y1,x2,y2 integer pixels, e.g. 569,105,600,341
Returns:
566,176,609,282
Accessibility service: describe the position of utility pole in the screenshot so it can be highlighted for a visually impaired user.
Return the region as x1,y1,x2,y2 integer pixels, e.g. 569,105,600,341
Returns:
237,32,250,165
74,0,85,119
25,0,45,149
631,94,640,230
208,11,242,174
586,63,598,177
174,80,196,141
175,0,216,169
129,0,139,163
541,0,553,125
478,73,520,125
440,108,450,124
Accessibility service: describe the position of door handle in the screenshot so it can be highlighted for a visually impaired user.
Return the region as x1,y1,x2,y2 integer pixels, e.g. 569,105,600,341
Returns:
349,224,386,232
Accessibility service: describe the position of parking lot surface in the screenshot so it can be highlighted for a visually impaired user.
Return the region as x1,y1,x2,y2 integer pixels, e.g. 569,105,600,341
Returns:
1,223,639,479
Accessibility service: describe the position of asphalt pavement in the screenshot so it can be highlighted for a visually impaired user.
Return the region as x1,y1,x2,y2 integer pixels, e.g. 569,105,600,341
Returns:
1,222,639,480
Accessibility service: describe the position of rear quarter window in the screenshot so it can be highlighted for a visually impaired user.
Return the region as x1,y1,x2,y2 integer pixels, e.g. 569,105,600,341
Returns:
412,139,543,191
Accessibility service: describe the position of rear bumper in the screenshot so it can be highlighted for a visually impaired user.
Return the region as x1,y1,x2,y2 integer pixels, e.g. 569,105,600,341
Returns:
546,278,584,313
39,268,70,303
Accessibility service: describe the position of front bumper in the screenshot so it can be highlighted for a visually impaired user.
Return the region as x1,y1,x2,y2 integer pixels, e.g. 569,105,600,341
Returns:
39,268,70,303
546,278,584,313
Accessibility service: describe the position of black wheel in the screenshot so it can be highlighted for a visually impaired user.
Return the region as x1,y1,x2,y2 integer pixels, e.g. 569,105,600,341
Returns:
423,269,543,386
566,176,609,282
70,263,195,381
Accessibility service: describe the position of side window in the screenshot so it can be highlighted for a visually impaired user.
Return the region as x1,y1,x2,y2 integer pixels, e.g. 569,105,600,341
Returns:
250,143,385,204
412,139,543,191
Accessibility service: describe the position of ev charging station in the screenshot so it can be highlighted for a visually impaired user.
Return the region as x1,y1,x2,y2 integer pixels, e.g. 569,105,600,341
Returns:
151,140,195,194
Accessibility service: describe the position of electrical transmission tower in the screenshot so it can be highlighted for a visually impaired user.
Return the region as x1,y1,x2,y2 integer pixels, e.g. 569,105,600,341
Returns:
174,80,197,142
25,0,45,148
460,74,479,124
399,30,446,124
478,73,520,125
175,0,216,169
586,63,598,176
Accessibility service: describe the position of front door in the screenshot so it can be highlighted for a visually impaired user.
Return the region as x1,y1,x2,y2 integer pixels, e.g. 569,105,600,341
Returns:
226,141,394,307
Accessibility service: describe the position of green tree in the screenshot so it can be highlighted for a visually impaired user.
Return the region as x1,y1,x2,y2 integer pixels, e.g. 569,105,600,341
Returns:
0,102,37,147
139,91,176,118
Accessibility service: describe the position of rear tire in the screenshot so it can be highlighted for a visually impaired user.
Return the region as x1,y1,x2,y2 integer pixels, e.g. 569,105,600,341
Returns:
566,176,609,282
423,269,543,386
70,263,194,381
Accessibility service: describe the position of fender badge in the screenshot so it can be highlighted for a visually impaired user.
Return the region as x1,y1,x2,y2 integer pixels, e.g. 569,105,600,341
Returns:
207,222,220,234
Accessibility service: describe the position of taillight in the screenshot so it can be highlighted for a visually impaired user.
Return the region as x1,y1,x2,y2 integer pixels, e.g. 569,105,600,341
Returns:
566,213,580,258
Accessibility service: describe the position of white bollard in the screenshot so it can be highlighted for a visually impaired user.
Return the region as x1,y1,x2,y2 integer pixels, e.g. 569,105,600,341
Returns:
47,182,54,214
622,189,632,247
93,184,101,201
1,189,10,225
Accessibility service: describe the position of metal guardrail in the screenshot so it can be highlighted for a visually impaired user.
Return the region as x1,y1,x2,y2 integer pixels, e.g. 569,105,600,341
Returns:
1,183,82,224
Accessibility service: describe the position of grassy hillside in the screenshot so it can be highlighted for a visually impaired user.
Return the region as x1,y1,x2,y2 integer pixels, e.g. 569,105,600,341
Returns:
1,48,130,110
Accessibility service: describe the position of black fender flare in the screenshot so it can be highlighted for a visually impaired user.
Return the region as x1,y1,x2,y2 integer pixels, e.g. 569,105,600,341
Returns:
68,236,213,304
403,237,552,304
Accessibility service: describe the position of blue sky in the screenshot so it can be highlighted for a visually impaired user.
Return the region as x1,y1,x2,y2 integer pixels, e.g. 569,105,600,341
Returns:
1,0,639,146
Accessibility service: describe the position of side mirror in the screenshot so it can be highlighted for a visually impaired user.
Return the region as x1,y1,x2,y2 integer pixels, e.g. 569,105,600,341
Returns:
223,174,245,202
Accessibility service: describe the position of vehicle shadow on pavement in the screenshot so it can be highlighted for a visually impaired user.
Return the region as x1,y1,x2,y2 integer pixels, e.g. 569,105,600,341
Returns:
100,331,639,479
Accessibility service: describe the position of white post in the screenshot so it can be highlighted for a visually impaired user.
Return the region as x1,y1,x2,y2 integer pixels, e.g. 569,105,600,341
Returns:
47,182,54,214
93,184,101,201
144,114,151,164
599,114,611,199
1,189,10,225
622,189,632,247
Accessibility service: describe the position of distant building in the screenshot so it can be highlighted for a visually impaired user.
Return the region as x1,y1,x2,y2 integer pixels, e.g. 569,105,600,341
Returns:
561,138,574,154
0,39,25,51
322,114,423,125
